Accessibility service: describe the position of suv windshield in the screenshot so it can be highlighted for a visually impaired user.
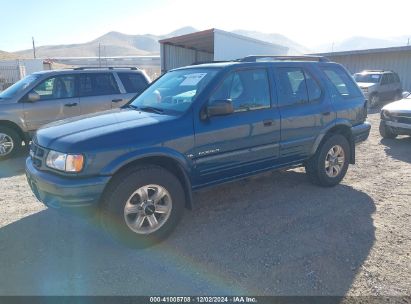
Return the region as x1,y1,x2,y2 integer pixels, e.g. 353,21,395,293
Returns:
0,74,40,100
130,68,218,114
354,73,381,83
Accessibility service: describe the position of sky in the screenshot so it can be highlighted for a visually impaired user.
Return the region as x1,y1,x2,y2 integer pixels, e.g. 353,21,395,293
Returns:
1,0,411,52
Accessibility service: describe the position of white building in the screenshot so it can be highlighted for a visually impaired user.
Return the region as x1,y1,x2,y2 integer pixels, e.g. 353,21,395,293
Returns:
159,28,288,73
0,59,50,90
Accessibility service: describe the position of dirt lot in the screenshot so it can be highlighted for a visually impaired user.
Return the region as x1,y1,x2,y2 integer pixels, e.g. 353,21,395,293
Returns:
0,111,410,296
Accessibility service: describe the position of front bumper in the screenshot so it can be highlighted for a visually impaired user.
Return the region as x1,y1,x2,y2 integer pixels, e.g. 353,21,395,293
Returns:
25,157,111,209
351,121,371,143
384,120,411,134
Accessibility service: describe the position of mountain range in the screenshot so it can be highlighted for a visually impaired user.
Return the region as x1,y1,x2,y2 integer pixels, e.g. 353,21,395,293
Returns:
314,36,411,53
12,27,310,58
2,27,411,59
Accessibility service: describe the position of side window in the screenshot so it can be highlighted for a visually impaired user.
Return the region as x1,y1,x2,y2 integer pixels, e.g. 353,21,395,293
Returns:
79,73,120,97
32,75,76,100
277,68,322,106
381,74,389,85
118,73,148,94
210,69,271,112
322,66,361,98
305,72,322,101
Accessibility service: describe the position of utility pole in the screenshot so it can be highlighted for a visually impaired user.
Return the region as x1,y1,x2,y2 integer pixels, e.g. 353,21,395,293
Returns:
408,38,410,46
98,43,101,67
332,42,334,53
32,37,36,59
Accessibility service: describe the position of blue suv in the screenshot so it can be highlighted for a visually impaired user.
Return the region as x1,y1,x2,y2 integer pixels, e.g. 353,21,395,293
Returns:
26,56,371,247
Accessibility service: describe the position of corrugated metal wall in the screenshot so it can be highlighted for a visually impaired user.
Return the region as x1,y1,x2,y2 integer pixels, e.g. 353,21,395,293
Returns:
161,44,213,73
327,52,411,91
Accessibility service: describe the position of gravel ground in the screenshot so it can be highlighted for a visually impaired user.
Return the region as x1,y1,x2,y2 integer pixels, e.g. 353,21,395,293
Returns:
0,111,410,296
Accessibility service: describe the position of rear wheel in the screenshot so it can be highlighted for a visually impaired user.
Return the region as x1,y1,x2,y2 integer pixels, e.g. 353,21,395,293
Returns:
379,121,397,139
0,126,22,160
305,134,350,187
100,165,185,248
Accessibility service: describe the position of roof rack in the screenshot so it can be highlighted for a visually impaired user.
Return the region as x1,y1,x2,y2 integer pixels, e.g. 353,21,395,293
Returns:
72,66,139,70
361,70,386,73
239,55,330,63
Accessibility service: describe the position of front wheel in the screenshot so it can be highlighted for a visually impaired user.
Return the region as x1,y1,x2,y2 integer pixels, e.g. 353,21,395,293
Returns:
0,127,22,160
100,165,185,248
379,121,397,139
305,134,350,187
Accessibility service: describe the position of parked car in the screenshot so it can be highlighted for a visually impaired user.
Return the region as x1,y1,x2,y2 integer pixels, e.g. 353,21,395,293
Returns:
26,56,371,247
0,67,150,159
379,92,411,138
354,70,402,108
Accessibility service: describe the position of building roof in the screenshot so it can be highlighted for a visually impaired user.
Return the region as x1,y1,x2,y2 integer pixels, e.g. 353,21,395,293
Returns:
159,28,285,54
316,45,411,57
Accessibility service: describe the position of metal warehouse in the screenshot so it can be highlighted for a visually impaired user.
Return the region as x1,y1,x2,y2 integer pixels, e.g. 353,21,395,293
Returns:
159,28,288,73
318,46,411,91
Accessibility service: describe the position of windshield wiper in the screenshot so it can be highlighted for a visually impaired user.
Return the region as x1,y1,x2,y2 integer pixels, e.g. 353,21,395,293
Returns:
136,106,164,114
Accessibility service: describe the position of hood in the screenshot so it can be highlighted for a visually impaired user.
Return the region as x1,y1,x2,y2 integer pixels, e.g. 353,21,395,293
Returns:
0,98,17,105
35,108,175,152
382,98,411,113
357,82,377,89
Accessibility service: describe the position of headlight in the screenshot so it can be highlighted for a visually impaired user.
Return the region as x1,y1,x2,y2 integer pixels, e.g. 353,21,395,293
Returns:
46,150,84,172
381,110,391,120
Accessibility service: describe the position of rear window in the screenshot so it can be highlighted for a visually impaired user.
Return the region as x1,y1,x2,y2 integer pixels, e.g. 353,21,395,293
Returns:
118,73,148,94
322,66,361,98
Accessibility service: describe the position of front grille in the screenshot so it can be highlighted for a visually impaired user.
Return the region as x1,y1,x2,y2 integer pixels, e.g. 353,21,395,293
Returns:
391,114,411,124
30,142,47,169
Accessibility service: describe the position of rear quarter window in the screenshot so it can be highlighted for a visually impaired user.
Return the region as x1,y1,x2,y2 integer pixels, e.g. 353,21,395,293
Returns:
321,66,361,98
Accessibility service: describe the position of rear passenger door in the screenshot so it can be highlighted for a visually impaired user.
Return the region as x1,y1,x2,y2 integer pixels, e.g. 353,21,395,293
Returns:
274,65,333,160
379,74,391,101
78,73,124,115
116,72,149,107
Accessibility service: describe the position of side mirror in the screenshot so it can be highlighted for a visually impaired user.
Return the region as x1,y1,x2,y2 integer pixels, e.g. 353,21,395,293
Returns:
27,92,40,102
203,99,234,119
402,91,410,99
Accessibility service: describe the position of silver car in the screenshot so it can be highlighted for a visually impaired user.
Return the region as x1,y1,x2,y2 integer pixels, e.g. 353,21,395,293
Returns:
354,70,402,108
380,92,411,138
0,67,150,159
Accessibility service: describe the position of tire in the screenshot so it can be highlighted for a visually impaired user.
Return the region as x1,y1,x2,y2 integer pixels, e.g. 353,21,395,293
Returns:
394,91,403,101
379,121,397,139
0,126,22,160
99,165,185,248
368,94,379,109
305,134,350,187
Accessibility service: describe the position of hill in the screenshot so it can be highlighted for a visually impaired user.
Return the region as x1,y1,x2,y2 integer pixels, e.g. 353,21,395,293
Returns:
14,27,198,58
314,36,411,53
232,30,310,55
0,50,20,60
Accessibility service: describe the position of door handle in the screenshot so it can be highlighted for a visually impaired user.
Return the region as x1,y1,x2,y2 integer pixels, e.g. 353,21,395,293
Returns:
64,102,78,107
112,99,123,103
263,120,273,127
322,111,331,116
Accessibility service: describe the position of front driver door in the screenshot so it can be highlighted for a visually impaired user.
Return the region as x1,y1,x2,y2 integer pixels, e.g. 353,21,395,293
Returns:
23,75,80,131
193,68,281,187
